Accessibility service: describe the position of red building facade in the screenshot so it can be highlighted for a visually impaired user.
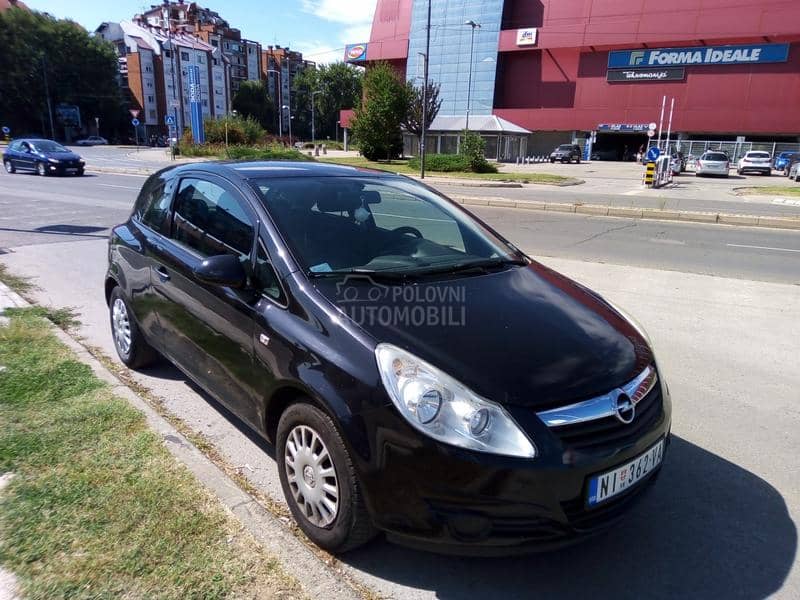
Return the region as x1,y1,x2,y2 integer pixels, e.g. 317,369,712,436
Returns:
361,0,800,139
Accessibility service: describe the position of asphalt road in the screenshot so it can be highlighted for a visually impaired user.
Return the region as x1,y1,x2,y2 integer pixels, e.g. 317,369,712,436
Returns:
1,170,799,599
1,170,798,283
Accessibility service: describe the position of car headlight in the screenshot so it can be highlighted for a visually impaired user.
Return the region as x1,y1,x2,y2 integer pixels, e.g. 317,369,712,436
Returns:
48,158,60,164
375,343,537,458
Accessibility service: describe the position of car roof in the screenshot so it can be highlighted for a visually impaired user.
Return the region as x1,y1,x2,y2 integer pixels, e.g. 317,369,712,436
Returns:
164,160,403,181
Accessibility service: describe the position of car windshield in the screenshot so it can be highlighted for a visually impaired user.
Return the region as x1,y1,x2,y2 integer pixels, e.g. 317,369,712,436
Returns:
703,153,728,161
31,140,68,153
557,145,573,151
251,176,523,277
747,152,770,159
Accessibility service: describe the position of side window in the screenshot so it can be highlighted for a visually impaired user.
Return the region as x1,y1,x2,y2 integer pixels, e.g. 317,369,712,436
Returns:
20,142,30,152
171,178,254,257
9,141,20,152
255,240,284,303
136,176,172,232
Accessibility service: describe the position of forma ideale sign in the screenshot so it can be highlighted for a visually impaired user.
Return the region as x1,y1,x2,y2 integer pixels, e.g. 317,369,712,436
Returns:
608,43,790,69
344,43,368,62
597,123,652,132
607,68,686,82
187,65,205,144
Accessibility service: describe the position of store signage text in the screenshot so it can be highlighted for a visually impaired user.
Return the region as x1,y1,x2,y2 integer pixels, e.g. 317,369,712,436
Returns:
607,68,685,82
608,43,790,69
344,43,368,62
516,28,537,46
597,124,651,132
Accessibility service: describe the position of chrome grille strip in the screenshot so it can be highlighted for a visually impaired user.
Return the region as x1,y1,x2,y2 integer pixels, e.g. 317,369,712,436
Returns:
536,365,657,428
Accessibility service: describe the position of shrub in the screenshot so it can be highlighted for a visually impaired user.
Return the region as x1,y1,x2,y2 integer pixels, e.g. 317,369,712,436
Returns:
181,116,266,147
408,153,470,172
176,143,311,161
459,130,498,173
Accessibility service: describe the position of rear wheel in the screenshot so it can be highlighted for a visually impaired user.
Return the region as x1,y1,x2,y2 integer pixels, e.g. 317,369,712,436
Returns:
109,287,158,369
3,160,14,174
277,403,376,553
36,162,47,176
76,168,84,176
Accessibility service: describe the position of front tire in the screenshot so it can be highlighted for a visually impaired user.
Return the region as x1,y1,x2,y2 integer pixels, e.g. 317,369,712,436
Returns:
76,168,84,176
36,162,48,176
277,403,376,553
109,287,157,369
3,160,14,174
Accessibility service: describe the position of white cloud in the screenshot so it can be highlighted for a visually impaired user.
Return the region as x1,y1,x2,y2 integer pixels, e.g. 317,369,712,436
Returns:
301,0,377,25
297,1,376,64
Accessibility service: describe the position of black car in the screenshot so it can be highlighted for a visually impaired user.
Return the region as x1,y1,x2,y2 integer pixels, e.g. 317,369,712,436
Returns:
549,144,582,164
105,161,671,554
2,138,85,176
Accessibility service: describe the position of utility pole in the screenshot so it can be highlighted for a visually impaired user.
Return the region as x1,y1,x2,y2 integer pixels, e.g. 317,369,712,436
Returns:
163,4,181,139
41,55,55,139
420,0,431,179
464,20,481,131
286,55,293,143
266,69,283,136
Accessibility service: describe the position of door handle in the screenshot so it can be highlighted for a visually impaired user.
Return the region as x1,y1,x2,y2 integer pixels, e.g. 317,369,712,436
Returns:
155,266,170,281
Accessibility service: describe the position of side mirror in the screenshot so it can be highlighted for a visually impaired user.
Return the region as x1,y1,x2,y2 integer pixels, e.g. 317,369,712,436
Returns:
194,254,247,288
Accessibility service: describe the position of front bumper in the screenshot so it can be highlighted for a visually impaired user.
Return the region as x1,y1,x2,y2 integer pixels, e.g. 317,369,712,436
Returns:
739,164,770,173
358,382,672,554
46,162,84,175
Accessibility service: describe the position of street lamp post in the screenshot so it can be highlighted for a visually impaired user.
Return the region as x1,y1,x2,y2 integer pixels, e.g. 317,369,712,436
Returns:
282,105,292,143
225,109,237,155
311,90,322,146
420,0,432,179
464,20,481,131
265,69,283,136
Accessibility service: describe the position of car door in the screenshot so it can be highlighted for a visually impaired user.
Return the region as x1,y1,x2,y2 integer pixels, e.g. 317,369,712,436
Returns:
16,141,34,171
148,173,266,427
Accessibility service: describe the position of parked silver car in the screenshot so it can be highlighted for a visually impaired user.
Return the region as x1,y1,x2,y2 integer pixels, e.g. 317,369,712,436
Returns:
695,152,730,177
737,151,772,176
75,136,108,146
788,161,800,182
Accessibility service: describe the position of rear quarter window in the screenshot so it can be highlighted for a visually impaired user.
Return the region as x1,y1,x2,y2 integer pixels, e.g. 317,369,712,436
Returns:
134,173,174,233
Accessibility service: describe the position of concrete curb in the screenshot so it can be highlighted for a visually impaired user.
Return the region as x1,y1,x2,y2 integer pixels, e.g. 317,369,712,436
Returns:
0,282,363,600
453,196,800,230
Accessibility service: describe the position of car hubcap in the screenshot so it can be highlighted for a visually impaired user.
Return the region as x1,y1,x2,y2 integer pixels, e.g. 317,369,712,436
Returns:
112,298,132,355
37,164,45,175
3,162,10,173
284,424,339,527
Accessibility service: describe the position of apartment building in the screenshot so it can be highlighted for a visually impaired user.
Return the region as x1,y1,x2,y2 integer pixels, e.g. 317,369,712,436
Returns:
262,46,316,136
96,19,230,137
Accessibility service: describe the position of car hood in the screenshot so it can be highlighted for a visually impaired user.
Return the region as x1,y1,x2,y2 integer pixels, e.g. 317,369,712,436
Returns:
41,151,82,160
313,262,652,409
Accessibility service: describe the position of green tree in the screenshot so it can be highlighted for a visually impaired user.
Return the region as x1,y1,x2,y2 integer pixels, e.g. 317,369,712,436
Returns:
459,130,497,173
232,81,275,133
351,62,411,160
293,62,363,142
0,8,122,140
402,80,442,147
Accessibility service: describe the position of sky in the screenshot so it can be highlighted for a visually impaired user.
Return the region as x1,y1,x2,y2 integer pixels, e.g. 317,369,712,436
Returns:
24,0,378,64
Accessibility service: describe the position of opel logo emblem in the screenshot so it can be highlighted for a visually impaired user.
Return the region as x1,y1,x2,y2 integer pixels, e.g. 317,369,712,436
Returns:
614,391,636,424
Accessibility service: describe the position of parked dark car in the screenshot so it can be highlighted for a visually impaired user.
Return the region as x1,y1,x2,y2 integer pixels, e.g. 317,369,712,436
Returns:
3,138,85,176
106,162,671,555
549,144,582,163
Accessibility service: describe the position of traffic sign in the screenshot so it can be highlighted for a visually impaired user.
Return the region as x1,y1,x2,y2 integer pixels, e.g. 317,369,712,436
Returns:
164,115,176,126
647,130,655,138
648,122,657,131
129,109,140,118
646,146,661,161
131,118,140,127
1,126,9,135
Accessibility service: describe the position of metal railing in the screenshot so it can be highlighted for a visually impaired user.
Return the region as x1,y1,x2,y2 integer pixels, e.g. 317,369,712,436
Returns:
648,140,800,163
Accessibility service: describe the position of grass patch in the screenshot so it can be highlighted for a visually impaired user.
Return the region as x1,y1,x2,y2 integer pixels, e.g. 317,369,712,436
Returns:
0,263,34,297
736,186,800,197
0,309,302,599
4,306,80,332
317,156,577,185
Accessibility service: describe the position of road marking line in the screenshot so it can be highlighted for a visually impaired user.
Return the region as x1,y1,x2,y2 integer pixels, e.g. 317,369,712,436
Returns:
622,189,644,196
98,183,140,190
726,243,800,253
772,197,800,206
649,238,686,245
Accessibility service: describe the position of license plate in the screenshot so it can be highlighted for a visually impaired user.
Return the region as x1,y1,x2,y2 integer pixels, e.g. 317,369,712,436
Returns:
587,439,664,506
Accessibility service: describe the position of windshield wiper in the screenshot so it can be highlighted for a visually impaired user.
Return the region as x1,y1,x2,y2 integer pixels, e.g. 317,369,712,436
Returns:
308,268,415,280
394,257,528,278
